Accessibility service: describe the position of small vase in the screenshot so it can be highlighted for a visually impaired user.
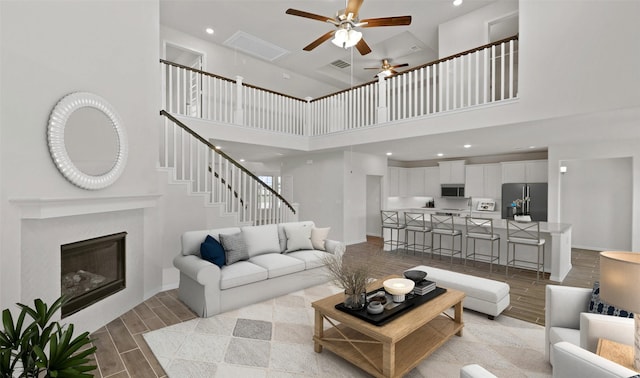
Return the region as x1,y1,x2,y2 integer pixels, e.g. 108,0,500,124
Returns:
344,290,366,310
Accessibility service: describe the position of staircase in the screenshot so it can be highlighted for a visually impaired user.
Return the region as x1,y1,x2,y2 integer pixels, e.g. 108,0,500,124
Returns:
158,110,296,226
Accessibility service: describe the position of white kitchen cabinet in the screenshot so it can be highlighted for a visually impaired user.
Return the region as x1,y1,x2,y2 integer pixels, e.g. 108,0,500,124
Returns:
424,167,440,197
439,160,466,184
465,164,502,198
398,168,409,196
387,167,400,196
502,160,548,183
407,168,425,196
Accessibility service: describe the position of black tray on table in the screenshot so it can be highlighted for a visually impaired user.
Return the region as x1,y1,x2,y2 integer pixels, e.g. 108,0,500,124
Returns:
335,286,447,326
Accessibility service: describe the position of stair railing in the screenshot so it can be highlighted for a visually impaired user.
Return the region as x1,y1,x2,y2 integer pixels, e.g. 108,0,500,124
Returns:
159,110,296,225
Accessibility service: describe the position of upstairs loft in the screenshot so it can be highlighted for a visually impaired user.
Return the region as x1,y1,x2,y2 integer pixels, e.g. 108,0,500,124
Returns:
161,35,521,154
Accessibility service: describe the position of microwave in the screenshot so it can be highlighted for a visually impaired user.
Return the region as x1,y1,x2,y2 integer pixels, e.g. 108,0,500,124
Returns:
441,184,465,197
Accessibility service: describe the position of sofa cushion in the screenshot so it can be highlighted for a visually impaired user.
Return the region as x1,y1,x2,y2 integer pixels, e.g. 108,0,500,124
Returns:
311,227,331,251
220,232,248,265
588,281,634,318
249,254,305,279
200,235,226,268
181,227,240,256
549,326,580,349
220,261,269,290
277,221,315,252
286,250,327,269
284,223,313,252
242,224,281,257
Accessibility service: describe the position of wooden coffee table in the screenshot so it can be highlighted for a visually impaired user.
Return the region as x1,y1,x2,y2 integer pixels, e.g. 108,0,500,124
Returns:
312,275,465,378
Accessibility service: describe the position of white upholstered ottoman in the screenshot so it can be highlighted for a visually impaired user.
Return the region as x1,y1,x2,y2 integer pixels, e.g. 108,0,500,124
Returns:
407,265,510,319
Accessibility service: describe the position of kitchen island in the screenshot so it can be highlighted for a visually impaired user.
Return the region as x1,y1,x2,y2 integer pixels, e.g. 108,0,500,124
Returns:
383,208,572,282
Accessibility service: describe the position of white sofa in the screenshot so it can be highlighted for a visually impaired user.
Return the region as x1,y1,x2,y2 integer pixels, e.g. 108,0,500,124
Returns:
173,221,345,317
552,341,638,378
545,284,635,364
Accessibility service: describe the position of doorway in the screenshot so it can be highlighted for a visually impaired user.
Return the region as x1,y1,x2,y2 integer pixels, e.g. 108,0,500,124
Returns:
366,175,382,237
164,43,205,117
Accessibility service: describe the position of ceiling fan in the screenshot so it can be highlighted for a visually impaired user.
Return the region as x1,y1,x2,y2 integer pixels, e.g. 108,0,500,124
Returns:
285,0,412,56
365,59,409,77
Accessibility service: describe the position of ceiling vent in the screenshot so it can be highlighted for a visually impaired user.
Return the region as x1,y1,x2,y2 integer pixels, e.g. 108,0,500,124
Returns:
223,31,289,62
330,59,351,69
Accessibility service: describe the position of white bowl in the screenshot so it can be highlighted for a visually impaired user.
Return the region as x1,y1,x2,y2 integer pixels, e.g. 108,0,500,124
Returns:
383,278,415,295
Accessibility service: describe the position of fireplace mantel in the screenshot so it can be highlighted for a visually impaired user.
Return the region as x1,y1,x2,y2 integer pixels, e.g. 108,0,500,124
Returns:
11,194,161,219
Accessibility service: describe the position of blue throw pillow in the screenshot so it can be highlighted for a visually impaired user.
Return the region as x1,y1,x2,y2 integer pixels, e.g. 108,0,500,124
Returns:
200,235,226,268
588,281,634,318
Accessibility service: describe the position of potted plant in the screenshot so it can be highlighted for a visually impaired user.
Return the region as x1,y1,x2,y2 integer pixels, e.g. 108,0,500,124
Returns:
323,252,377,310
0,296,97,377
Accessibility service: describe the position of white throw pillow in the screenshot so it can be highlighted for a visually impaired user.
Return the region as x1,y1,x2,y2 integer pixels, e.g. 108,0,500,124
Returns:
241,224,280,257
311,227,330,251
284,223,313,253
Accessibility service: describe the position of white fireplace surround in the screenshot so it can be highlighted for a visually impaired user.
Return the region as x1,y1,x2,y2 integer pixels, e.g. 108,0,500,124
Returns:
12,195,159,333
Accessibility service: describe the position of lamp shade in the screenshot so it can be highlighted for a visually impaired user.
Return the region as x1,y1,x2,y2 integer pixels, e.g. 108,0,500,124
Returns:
599,251,640,314
331,28,362,49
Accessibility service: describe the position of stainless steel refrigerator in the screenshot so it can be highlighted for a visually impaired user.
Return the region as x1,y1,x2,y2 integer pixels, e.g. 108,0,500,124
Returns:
501,183,548,221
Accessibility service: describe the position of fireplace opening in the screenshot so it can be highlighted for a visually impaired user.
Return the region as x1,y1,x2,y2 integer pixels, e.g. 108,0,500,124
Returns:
60,232,126,318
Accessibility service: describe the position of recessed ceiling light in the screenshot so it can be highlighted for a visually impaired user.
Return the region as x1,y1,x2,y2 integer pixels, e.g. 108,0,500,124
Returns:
215,145,221,149
205,28,214,35
529,145,536,149
240,158,245,162
386,152,393,156
437,153,444,157
463,144,471,148
453,0,463,6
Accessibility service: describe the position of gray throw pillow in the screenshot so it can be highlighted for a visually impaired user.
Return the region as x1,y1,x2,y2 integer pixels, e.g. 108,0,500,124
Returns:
219,232,248,265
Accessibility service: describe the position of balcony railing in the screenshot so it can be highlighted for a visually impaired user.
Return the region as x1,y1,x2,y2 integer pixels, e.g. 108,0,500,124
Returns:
161,35,518,136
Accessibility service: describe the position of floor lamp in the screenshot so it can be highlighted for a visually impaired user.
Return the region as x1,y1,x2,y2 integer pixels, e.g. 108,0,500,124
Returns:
599,251,640,371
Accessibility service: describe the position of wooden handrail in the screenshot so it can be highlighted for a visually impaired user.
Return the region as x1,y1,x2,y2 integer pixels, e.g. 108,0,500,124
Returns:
161,34,517,104
159,110,296,214
310,34,519,102
160,59,306,102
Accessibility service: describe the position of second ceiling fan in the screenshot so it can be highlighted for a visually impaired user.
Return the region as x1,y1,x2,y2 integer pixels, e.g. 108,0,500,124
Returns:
365,59,409,77
285,0,411,56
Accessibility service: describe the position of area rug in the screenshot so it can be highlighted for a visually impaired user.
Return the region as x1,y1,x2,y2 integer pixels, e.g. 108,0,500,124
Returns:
143,283,552,377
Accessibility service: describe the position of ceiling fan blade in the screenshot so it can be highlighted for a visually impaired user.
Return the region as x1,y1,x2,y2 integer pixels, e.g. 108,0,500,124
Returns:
360,16,412,27
391,63,409,69
364,67,381,70
285,9,334,23
303,30,335,51
346,0,364,17
355,38,372,55
389,69,398,75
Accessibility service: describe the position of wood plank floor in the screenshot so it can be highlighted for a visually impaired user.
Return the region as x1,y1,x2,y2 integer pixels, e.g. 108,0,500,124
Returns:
88,237,599,377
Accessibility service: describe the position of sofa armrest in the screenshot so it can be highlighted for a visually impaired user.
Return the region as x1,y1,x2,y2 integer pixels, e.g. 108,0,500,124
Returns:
173,254,220,287
459,364,497,378
579,312,635,353
552,341,638,378
324,239,345,258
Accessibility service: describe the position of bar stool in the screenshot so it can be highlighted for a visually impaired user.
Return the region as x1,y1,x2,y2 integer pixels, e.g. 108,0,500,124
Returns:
381,210,406,252
465,217,501,273
404,212,432,258
506,220,546,282
430,214,463,266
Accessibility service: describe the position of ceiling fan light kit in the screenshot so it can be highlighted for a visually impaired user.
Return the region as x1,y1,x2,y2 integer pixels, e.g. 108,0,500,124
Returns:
332,28,362,49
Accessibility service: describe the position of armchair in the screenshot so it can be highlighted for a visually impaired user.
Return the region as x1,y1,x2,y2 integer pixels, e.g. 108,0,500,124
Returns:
552,341,638,378
545,285,635,364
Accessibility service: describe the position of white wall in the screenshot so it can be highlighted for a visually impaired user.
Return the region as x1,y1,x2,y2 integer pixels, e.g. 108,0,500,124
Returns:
280,151,345,241
439,0,519,58
0,1,161,313
559,157,632,251
548,139,640,251
160,26,340,100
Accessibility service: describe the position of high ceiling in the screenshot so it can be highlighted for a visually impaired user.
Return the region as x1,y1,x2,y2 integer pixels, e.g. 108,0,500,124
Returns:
160,0,497,90
159,1,639,165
